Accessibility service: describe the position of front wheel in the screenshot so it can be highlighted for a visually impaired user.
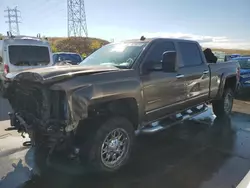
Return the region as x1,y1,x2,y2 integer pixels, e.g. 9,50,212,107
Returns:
80,116,135,173
212,88,234,118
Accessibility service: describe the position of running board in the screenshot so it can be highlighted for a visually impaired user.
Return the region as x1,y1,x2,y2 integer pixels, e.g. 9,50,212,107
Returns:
137,104,208,135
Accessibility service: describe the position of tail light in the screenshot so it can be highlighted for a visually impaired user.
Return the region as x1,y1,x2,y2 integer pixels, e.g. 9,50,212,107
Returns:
236,66,240,80
4,64,9,74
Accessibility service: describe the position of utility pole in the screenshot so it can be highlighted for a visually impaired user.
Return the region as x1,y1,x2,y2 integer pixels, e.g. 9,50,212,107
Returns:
67,0,88,37
4,7,21,35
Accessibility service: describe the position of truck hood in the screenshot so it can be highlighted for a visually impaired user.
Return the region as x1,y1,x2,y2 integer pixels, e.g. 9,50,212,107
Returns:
240,68,250,74
5,65,120,84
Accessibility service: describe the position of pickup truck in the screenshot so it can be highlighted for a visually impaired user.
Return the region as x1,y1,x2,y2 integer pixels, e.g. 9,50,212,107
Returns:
229,56,250,93
4,37,240,173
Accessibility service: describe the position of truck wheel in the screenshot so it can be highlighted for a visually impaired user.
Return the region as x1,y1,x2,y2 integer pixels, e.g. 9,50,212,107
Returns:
81,116,135,173
212,88,234,118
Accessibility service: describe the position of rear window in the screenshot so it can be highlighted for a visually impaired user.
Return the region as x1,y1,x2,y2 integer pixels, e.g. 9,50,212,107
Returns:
231,58,250,69
8,45,50,66
53,53,82,65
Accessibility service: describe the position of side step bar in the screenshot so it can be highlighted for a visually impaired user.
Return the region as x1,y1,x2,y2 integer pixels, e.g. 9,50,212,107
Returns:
137,104,208,135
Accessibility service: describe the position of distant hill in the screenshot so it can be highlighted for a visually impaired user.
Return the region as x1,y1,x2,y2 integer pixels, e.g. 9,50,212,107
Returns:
210,48,250,55
48,37,110,56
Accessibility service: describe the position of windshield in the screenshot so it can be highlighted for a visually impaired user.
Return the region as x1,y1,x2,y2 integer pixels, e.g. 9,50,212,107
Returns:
8,45,50,66
238,58,250,69
53,53,82,65
79,42,147,68
232,58,250,69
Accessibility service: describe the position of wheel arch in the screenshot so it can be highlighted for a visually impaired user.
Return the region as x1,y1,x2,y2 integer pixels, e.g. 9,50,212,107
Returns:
216,74,237,99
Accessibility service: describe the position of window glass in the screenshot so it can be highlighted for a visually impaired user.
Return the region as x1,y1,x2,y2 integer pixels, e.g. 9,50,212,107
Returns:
179,42,202,66
146,41,175,69
54,53,82,65
8,45,50,66
147,41,175,63
79,42,147,68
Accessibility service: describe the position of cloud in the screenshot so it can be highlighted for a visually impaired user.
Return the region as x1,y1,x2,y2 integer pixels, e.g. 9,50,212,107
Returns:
141,32,250,50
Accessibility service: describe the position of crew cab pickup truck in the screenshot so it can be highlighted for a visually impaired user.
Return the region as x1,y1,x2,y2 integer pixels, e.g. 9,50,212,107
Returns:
4,37,240,173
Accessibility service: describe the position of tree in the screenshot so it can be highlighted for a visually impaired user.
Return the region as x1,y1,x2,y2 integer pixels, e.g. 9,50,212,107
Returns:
54,37,89,54
48,37,110,55
90,40,101,51
51,44,58,53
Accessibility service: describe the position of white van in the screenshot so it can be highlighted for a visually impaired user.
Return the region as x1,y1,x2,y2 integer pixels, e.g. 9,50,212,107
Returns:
0,34,53,96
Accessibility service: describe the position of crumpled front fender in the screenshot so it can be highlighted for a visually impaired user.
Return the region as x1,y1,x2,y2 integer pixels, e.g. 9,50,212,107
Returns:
64,85,94,132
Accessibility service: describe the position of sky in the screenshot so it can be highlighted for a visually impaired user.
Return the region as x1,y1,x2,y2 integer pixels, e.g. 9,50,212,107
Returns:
0,0,250,49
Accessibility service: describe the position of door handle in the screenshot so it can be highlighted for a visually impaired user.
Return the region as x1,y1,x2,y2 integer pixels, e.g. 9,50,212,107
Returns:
176,74,184,78
203,70,209,74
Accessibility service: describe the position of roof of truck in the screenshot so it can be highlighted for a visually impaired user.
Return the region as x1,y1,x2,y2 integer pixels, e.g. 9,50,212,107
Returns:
122,37,198,43
53,52,81,55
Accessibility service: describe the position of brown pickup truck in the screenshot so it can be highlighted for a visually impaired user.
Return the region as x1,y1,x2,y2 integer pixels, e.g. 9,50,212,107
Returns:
4,37,240,173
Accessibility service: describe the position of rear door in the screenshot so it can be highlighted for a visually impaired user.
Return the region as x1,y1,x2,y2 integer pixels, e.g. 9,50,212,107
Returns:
177,42,210,107
141,40,187,121
7,45,52,72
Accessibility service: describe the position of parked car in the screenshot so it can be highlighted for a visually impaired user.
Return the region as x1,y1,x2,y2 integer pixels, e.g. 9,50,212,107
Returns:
0,33,53,96
52,52,83,65
5,37,239,173
224,54,241,62
229,56,250,92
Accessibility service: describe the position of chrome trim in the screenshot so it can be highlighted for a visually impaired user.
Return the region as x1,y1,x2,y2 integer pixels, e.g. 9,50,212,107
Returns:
139,104,208,135
138,114,191,134
203,70,209,74
146,94,208,115
176,74,184,78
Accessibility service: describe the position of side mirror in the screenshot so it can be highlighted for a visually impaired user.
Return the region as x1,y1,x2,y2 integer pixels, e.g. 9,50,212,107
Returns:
162,51,177,72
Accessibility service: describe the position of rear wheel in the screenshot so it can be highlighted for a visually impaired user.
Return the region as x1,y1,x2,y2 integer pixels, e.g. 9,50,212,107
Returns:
80,116,135,173
212,88,234,118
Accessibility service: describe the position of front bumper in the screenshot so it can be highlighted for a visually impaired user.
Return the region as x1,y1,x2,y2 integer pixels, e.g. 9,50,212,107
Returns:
7,111,69,149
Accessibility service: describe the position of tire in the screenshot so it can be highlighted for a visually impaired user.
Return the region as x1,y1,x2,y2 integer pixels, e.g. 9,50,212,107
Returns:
80,116,135,173
212,88,234,118
235,83,242,97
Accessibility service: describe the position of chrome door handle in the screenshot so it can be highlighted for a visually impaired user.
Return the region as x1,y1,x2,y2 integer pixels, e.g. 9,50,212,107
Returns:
176,74,184,78
203,70,209,74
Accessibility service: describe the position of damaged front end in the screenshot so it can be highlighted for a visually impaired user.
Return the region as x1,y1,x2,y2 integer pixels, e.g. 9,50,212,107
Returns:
5,73,88,162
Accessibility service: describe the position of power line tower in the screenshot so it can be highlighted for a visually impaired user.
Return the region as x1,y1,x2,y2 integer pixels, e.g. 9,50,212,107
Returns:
4,7,21,35
67,0,88,37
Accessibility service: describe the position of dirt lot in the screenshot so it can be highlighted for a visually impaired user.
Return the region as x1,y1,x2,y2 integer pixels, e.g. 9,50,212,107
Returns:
1,91,250,188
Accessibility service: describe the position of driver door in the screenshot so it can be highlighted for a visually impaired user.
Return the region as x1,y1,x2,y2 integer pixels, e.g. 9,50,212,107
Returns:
141,40,187,122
